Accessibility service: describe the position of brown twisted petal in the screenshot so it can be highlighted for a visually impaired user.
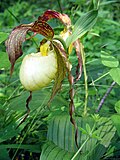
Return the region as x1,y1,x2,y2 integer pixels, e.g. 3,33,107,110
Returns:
5,20,54,75
5,26,31,75
38,10,71,27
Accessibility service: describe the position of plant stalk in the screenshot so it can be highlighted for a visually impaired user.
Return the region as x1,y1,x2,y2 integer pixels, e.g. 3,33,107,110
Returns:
89,71,109,85
71,137,89,160
80,44,88,115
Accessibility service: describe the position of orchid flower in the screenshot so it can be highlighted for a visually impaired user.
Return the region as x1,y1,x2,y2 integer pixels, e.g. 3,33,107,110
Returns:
5,10,82,138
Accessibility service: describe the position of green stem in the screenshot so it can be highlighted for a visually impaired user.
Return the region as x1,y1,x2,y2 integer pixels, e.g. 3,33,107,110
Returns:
80,44,88,116
57,0,63,13
89,71,109,85
53,35,67,52
71,137,89,160
7,9,20,23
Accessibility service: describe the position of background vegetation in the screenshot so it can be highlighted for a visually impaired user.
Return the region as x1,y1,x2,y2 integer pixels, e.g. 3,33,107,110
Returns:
0,0,120,159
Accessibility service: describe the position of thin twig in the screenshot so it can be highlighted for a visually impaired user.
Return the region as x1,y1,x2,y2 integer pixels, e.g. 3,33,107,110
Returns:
96,81,116,112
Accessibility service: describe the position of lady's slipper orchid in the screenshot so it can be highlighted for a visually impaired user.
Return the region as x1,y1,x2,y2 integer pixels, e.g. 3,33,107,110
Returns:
19,40,57,91
19,50,57,91
5,10,82,142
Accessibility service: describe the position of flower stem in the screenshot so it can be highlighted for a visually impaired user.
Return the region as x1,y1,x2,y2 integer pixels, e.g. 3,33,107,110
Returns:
80,44,88,116
71,137,89,160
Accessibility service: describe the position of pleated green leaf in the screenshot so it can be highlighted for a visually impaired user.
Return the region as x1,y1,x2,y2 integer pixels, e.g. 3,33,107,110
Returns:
66,10,98,47
45,114,115,160
47,114,78,153
111,114,120,137
40,141,75,160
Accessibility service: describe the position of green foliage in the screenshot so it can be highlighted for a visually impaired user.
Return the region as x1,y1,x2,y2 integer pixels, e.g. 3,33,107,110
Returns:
41,114,115,160
0,32,9,44
40,141,73,160
111,114,120,136
0,52,10,69
115,100,120,113
66,9,98,47
110,68,120,85
101,51,119,68
111,100,120,136
0,0,120,159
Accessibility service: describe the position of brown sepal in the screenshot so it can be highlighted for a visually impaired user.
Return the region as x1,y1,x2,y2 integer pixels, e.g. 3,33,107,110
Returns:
48,42,67,105
6,20,54,75
16,91,32,128
31,20,54,39
5,25,32,75
39,10,71,27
